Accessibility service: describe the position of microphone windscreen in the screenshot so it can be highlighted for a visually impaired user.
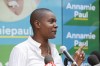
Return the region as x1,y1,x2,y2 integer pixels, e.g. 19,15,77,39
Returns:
59,46,67,54
87,55,100,65
91,51,100,61
44,55,54,64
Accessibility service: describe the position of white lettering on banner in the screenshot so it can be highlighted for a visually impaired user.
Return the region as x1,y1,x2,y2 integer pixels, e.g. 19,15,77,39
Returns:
74,40,88,46
66,3,95,11
74,11,88,18
66,3,96,20
0,26,33,36
66,32,96,49
66,32,96,39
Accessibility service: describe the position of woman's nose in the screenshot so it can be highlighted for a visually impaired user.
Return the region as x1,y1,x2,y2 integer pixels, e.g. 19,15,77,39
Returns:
54,23,58,28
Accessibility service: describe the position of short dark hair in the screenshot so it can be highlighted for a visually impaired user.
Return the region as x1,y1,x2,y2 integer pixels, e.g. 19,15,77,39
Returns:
30,8,53,31
30,8,52,24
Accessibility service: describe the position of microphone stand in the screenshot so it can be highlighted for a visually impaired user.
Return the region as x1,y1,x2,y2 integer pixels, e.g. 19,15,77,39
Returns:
64,58,68,66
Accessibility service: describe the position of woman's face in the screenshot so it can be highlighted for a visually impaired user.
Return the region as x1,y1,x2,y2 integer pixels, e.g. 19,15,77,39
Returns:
39,11,58,39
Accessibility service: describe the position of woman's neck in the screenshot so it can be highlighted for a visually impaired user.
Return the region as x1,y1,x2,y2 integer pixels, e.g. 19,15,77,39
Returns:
32,35,51,56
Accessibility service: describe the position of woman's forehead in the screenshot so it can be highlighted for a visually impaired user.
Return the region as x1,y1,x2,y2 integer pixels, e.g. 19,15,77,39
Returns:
42,11,56,19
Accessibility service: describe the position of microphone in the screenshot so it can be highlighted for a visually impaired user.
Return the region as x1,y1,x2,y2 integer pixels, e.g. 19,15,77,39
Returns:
59,46,78,66
91,51,100,61
44,55,56,66
87,55,100,66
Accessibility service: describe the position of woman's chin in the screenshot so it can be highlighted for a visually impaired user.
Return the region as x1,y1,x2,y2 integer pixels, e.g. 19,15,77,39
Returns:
49,36,56,39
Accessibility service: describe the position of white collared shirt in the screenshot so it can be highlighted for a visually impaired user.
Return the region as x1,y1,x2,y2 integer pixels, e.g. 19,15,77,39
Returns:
8,36,64,66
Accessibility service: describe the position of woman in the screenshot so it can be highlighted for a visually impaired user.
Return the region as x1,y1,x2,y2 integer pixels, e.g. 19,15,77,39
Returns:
8,8,85,66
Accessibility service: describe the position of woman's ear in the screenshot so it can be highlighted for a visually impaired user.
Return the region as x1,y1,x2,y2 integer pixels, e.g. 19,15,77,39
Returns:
34,20,40,28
